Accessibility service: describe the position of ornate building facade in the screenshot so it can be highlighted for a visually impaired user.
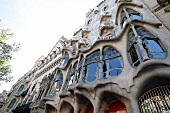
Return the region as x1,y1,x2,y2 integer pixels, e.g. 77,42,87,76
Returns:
0,0,170,113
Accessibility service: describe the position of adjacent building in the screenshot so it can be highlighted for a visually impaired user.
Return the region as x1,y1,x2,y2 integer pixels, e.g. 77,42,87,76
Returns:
0,0,170,112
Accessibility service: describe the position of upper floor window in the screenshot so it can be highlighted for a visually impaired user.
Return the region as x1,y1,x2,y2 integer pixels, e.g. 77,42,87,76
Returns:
128,27,166,67
103,6,108,11
50,71,63,95
75,56,84,83
121,9,142,28
65,62,77,89
62,52,69,67
83,51,100,83
102,46,123,78
7,98,16,108
128,30,143,67
17,85,24,93
127,9,142,21
136,27,166,59
87,19,92,25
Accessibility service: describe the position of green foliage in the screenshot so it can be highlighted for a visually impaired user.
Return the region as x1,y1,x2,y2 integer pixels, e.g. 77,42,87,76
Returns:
0,21,20,83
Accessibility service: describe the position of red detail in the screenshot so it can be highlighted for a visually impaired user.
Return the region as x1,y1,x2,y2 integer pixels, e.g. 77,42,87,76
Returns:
86,104,93,113
58,85,62,89
106,101,127,113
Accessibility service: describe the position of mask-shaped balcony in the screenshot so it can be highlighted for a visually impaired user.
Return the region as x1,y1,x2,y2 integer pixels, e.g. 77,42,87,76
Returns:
100,21,114,30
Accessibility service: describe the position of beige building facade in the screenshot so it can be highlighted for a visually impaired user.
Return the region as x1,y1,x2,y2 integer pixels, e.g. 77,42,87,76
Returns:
0,0,170,113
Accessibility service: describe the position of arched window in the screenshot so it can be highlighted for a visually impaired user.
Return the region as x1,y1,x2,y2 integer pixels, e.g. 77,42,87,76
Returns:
128,27,166,67
75,55,84,83
83,51,100,83
7,98,16,108
121,9,142,28
17,85,24,93
62,52,69,67
127,9,142,21
50,71,63,95
136,27,166,59
128,30,143,67
102,46,123,78
65,62,77,90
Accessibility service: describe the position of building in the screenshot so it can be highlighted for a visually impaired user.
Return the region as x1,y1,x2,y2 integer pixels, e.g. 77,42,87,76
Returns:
0,0,170,112
0,90,8,110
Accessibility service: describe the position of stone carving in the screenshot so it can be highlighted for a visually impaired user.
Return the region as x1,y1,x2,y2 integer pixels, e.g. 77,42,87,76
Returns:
78,38,91,48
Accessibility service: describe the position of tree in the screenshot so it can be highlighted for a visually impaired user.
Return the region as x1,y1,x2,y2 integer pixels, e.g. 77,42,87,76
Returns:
0,20,20,84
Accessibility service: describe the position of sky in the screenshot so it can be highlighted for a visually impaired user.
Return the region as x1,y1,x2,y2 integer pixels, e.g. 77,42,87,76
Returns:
0,0,100,93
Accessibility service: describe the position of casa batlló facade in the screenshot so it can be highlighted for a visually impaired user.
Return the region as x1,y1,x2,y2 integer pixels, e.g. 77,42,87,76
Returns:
0,0,170,113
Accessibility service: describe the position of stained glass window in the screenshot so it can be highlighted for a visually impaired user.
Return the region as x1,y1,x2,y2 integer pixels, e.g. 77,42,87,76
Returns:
83,51,100,83
136,27,166,59
128,30,143,67
62,52,69,67
102,46,123,78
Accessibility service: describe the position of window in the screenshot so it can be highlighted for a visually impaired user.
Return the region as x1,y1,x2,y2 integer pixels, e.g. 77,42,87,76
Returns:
17,85,24,93
136,27,166,59
102,46,123,78
121,9,142,28
128,30,143,67
65,62,77,89
87,19,92,25
128,27,166,67
50,71,63,95
62,52,69,67
127,9,142,21
121,11,128,28
82,51,100,83
7,98,16,108
75,56,84,83
103,6,108,11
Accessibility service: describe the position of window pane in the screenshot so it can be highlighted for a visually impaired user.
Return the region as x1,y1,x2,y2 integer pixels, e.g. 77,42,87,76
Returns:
18,85,24,92
129,44,139,63
69,75,74,85
102,47,120,60
148,40,163,53
130,14,142,20
85,51,100,65
107,57,123,69
87,63,98,76
63,57,69,67
7,99,16,108
122,19,128,28
109,69,122,76
148,39,166,58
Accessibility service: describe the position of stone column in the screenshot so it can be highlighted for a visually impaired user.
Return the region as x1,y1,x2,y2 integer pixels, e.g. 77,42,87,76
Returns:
130,98,140,113
131,24,150,61
93,107,99,113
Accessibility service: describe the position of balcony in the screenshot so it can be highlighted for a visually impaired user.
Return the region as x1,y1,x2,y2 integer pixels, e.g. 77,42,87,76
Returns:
100,21,114,30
